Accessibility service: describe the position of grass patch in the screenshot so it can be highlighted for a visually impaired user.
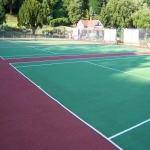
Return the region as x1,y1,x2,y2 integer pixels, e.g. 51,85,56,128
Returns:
5,14,18,27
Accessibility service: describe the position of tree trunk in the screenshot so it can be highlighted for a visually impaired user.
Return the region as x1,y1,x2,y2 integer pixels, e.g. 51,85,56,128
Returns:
32,27,36,35
9,5,13,15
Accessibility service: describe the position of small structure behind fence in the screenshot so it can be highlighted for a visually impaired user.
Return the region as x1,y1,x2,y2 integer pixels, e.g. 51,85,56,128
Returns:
0,26,150,48
70,28,150,47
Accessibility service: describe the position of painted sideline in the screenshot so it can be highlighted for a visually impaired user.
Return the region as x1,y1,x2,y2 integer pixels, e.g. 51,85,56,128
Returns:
10,63,122,150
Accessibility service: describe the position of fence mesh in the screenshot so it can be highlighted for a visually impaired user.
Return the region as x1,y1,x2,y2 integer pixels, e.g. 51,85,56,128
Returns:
0,26,150,47
0,26,72,40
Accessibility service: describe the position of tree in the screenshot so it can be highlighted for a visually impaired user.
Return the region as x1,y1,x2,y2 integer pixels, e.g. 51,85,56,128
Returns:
100,0,137,28
0,0,18,14
0,5,6,25
42,0,53,24
18,0,47,34
132,8,150,28
88,0,107,15
83,0,88,10
89,7,94,16
144,0,150,6
67,0,84,25
83,9,89,20
53,1,67,18
42,0,63,24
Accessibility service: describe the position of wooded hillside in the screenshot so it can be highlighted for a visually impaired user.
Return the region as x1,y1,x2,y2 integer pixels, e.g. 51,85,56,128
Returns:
0,0,150,29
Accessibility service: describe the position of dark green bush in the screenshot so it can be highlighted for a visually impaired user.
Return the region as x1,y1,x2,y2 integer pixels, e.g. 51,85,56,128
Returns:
50,18,70,27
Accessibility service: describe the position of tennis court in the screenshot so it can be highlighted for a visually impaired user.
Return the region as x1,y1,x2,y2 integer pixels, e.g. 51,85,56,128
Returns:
0,39,148,60
1,40,150,150
11,55,150,150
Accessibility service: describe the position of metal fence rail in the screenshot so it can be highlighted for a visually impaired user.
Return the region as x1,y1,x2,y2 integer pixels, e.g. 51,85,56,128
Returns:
0,27,150,47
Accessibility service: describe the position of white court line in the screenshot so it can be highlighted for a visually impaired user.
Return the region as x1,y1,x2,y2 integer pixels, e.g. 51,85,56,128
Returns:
28,46,57,54
10,52,150,64
11,53,150,65
86,61,150,81
10,63,122,150
3,53,55,58
109,119,150,139
0,47,28,49
125,67,150,73
14,55,141,68
15,61,86,68
0,56,4,60
5,40,57,54
10,55,117,64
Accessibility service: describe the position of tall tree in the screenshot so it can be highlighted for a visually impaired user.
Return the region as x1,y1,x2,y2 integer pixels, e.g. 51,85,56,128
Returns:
0,0,18,14
144,0,150,6
132,8,150,28
89,7,94,20
83,9,89,20
15,0,25,13
18,0,47,34
83,0,88,10
42,0,53,24
100,0,137,28
67,0,84,25
88,0,107,15
42,0,61,23
62,0,70,9
53,1,67,18
0,4,6,25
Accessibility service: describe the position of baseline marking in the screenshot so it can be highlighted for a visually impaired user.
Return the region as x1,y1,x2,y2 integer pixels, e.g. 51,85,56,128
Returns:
12,54,150,66
3,53,55,59
10,63,122,150
0,47,28,49
109,119,150,139
15,61,87,68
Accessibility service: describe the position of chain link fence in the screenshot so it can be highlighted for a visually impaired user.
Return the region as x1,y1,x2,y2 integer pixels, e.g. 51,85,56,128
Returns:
70,28,150,47
0,26,72,40
0,26,150,47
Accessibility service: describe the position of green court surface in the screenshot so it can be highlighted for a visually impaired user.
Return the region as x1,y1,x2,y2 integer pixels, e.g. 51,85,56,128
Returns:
0,37,71,42
0,40,149,59
12,55,150,150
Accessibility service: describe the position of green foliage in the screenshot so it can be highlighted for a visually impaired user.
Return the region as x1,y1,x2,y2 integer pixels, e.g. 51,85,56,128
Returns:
88,0,107,15
18,0,47,34
50,17,70,27
42,27,66,35
83,9,89,20
0,5,6,25
67,0,84,24
0,0,19,14
53,1,67,18
132,8,150,28
42,0,53,24
89,7,94,16
144,0,150,6
2,0,150,29
117,28,124,38
53,8,67,18
42,0,68,24
62,0,70,8
100,0,137,28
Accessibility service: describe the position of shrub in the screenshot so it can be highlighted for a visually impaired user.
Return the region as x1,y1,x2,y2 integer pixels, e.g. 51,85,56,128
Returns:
50,18,70,27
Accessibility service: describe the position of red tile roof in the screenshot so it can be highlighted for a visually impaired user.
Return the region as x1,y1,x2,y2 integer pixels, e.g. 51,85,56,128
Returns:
80,20,102,27
80,20,88,27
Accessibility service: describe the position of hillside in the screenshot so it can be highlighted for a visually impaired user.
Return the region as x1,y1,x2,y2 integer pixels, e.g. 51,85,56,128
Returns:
5,14,18,27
